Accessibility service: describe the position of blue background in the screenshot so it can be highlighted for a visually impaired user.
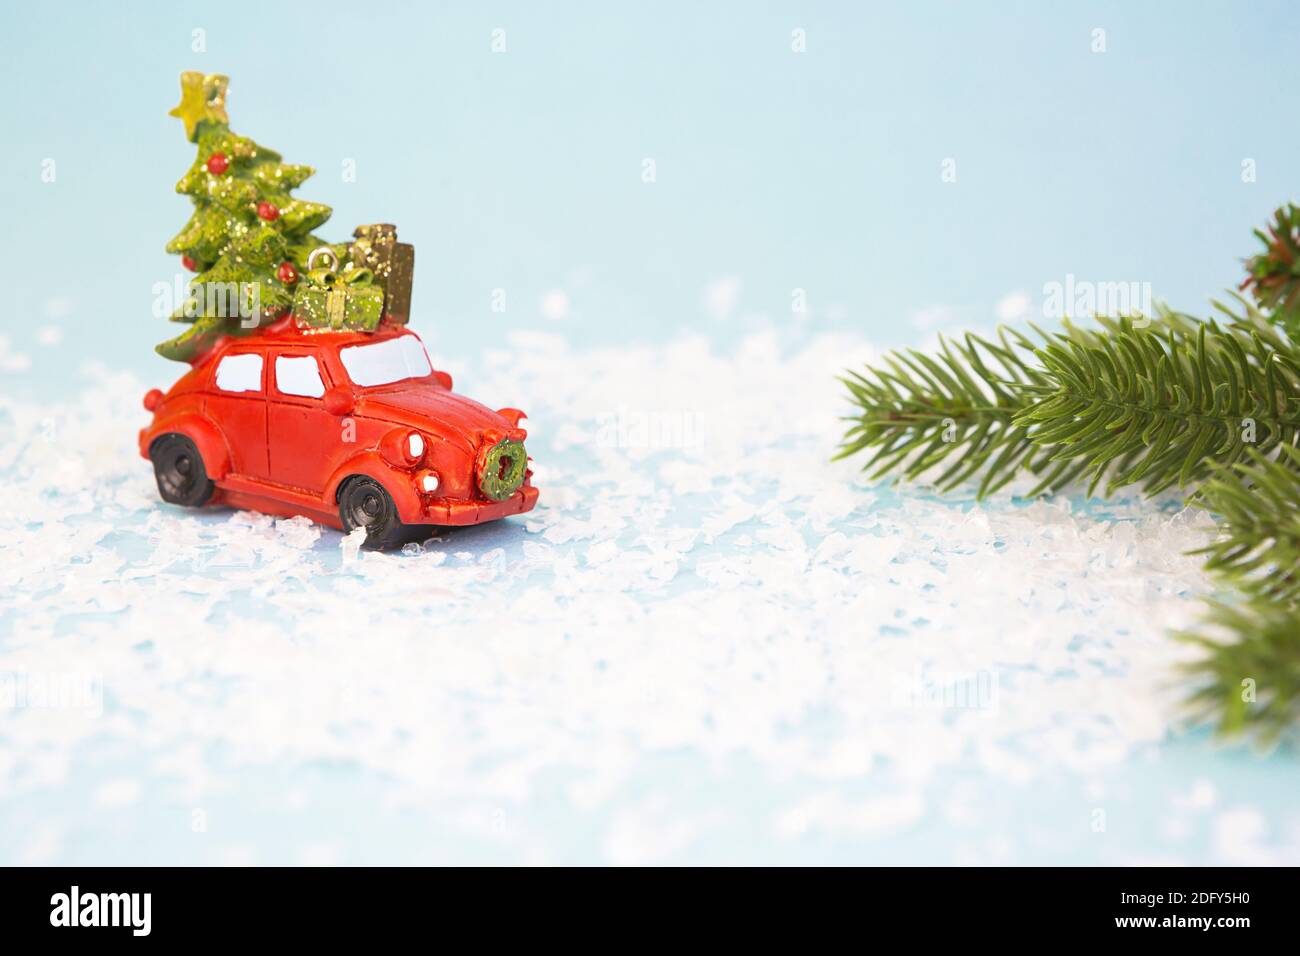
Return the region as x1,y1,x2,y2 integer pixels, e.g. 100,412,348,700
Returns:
1,0,1296,387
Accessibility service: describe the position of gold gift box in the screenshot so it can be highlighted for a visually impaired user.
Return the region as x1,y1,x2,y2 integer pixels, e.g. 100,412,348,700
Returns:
349,223,415,325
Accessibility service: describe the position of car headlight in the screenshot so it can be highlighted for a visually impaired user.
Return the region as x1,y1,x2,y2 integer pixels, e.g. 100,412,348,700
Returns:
419,471,440,494
380,428,428,469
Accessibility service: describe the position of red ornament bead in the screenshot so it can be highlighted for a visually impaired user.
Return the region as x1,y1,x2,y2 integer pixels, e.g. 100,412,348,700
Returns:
182,255,198,272
205,152,229,175
257,202,280,222
277,262,299,285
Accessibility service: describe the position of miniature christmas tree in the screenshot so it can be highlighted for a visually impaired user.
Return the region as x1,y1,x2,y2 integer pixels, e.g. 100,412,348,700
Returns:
158,72,339,362
837,208,1300,741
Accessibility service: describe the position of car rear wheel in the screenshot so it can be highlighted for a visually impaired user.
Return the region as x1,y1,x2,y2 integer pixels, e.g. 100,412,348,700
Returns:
338,476,416,550
150,434,215,507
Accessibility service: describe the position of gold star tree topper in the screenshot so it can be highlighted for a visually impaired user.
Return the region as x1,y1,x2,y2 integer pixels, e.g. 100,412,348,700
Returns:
169,71,230,141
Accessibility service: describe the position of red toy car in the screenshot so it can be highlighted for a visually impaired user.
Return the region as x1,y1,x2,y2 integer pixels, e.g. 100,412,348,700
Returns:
139,319,538,548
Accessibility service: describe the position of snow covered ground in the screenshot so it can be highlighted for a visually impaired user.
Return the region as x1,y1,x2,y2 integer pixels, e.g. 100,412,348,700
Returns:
1,331,1297,865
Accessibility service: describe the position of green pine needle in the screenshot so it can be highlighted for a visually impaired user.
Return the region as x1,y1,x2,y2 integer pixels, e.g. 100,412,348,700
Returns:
839,307,1300,503
1177,448,1300,742
835,326,1054,498
1179,598,1300,744
1193,447,1300,606
1014,313,1300,497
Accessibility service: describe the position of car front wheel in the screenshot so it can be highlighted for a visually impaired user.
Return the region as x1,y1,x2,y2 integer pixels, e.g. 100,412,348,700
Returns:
150,433,215,507
338,476,415,550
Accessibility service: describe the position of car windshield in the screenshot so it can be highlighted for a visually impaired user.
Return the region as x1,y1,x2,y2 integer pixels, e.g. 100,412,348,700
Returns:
338,335,432,387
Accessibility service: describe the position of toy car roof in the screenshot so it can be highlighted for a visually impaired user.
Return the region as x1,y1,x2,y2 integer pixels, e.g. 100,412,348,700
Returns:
195,318,414,366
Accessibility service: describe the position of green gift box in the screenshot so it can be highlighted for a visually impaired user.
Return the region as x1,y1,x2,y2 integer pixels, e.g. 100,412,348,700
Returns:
292,247,385,331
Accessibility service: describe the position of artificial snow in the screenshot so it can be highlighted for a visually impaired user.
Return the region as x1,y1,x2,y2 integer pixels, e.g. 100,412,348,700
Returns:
0,333,1295,864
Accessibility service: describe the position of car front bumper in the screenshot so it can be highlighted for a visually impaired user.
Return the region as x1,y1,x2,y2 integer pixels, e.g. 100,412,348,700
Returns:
421,484,539,526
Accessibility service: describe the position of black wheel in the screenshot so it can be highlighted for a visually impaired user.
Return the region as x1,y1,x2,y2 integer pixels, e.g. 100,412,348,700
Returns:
338,476,415,550
150,433,214,507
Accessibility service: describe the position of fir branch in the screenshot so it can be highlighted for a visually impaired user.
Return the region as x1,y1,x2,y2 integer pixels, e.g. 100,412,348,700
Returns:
1194,447,1300,606
1179,598,1300,744
835,314,1234,498
1178,448,1300,741
834,327,1069,497
1014,316,1300,496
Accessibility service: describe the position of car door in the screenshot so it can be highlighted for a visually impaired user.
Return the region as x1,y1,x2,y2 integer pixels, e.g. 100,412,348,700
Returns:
206,350,269,479
267,348,336,493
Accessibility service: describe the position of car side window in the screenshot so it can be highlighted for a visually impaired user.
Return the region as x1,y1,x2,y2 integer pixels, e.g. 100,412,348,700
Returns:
275,354,325,398
214,353,263,393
